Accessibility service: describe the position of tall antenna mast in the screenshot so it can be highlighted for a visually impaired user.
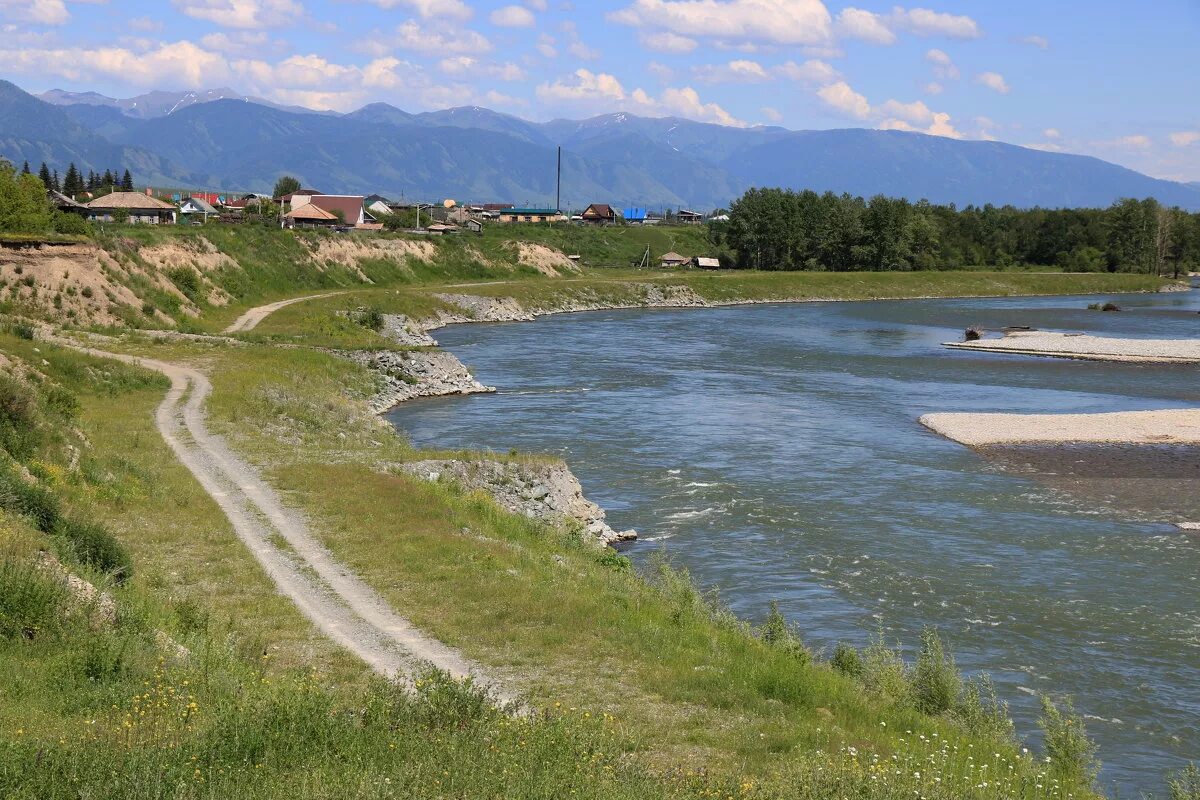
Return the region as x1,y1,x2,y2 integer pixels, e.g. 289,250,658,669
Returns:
556,146,561,212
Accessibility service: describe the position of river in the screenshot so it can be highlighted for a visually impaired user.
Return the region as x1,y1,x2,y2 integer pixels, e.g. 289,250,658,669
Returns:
386,285,1200,794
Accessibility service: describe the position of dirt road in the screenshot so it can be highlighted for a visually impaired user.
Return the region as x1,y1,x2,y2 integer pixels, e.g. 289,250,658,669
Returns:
58,337,515,704
223,292,347,333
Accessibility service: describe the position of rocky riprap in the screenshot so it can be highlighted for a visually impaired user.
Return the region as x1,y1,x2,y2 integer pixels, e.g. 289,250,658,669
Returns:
342,349,494,413
397,459,637,546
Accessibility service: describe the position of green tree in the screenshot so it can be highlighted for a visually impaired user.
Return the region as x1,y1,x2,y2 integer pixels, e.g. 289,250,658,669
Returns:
1106,197,1158,273
62,163,82,197
37,162,52,189
121,169,134,191
273,175,301,199
21,161,30,175
0,161,55,234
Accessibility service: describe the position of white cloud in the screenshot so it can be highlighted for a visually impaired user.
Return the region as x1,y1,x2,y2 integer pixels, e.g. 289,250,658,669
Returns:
924,48,958,79
535,68,745,126
775,58,838,84
818,80,870,119
836,7,895,44
360,0,472,22
489,4,535,27
890,6,980,39
761,106,782,122
817,78,963,138
1021,34,1048,49
524,0,547,8
172,0,302,30
1169,131,1200,147
922,81,942,95
369,20,492,56
657,86,744,126
975,71,1010,94
611,0,834,47
201,30,279,56
0,0,70,25
536,33,557,57
568,40,600,59
129,16,163,32
1109,134,1152,149
693,58,771,83
1043,128,1060,139
639,30,697,53
0,39,232,88
438,56,525,80
536,68,627,104
1023,142,1063,152
647,60,675,81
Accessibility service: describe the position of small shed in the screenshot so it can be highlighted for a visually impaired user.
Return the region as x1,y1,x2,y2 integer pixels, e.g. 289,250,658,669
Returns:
660,251,689,268
465,218,483,234
677,209,704,224
694,256,721,270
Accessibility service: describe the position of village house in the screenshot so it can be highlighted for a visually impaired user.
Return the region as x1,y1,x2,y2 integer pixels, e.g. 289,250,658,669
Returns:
48,190,88,217
282,204,339,229
303,195,368,226
659,251,690,268
84,192,177,224
279,189,322,210
179,196,219,221
498,207,565,223
465,218,483,234
677,209,704,224
580,203,617,225
694,256,721,269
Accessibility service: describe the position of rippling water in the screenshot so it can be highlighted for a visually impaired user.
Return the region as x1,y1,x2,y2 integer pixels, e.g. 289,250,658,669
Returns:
387,285,1200,794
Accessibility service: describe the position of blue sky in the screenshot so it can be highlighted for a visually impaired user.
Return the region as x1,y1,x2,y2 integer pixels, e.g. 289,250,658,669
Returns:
1,0,1197,180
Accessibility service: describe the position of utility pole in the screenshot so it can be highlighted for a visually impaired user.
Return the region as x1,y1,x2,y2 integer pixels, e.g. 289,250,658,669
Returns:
555,146,561,213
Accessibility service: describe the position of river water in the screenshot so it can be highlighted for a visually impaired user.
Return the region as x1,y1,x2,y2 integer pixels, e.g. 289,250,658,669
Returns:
386,286,1200,794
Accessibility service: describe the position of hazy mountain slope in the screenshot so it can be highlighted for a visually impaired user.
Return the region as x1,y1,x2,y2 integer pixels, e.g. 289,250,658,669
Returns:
39,87,328,118
0,80,186,185
723,128,1200,209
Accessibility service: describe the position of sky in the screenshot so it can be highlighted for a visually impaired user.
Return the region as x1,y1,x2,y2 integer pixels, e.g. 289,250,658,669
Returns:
1,0,1198,181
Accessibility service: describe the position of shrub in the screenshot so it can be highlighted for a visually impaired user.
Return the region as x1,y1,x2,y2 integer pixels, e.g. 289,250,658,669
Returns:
52,211,88,235
166,267,202,302
11,322,35,340
357,306,385,332
596,548,632,572
0,373,41,459
81,286,94,299
912,627,960,716
861,628,910,704
53,516,133,583
0,557,66,639
0,463,60,532
1038,694,1100,790
953,673,1015,744
141,302,155,316
173,596,209,634
1169,763,1200,800
830,642,864,678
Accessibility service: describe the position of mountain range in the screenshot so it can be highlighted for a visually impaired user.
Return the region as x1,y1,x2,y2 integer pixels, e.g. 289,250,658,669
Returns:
2,80,1198,211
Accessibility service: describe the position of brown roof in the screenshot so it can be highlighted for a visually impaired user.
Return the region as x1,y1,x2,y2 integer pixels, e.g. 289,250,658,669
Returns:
660,251,688,263
84,191,175,210
582,203,615,218
279,189,322,202
284,204,338,221
49,190,86,209
309,195,364,224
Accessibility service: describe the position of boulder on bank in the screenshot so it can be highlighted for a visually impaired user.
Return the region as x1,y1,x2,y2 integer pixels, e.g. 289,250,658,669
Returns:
396,458,637,546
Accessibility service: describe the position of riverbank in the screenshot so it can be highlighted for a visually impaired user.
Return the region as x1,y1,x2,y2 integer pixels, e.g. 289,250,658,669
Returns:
8,248,1183,797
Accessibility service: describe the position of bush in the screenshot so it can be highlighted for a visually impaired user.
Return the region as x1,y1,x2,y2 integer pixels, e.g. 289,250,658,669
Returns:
12,322,35,340
757,601,810,663
166,267,202,303
0,463,60,532
52,211,89,235
356,306,385,332
830,642,864,678
953,673,1015,744
861,629,910,703
80,286,94,299
0,373,41,459
912,627,960,716
1169,763,1200,800
53,516,133,583
0,557,66,639
1038,694,1100,790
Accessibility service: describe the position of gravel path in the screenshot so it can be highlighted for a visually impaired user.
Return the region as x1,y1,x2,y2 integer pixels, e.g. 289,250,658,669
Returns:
944,331,1200,362
55,336,515,703
224,291,347,333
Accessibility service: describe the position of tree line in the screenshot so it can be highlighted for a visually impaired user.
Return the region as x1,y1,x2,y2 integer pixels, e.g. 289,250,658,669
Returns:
0,160,89,235
714,188,1200,276
20,160,134,197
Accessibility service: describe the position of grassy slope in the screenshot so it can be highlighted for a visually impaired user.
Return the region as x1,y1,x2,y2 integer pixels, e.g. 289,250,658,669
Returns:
0,225,1161,797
